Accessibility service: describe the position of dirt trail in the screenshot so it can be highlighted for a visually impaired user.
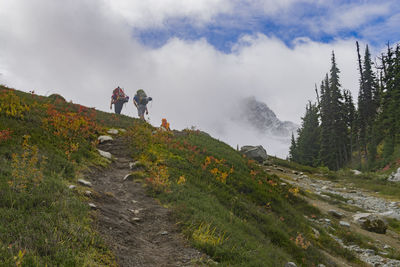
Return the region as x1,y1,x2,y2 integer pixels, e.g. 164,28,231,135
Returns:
85,136,204,267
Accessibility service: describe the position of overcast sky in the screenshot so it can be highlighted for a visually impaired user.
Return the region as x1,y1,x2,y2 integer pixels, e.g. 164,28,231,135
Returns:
0,0,399,157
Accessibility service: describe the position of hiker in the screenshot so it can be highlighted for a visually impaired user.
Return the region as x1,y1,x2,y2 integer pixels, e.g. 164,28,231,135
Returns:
110,86,129,114
133,89,152,120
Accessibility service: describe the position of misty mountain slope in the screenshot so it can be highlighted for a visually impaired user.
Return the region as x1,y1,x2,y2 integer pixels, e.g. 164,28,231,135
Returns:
239,96,299,137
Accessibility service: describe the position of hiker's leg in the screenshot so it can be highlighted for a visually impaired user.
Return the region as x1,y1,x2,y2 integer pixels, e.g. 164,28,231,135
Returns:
115,101,123,114
138,105,146,119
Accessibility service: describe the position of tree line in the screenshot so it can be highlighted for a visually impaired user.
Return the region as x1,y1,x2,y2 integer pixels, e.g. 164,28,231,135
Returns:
289,42,400,170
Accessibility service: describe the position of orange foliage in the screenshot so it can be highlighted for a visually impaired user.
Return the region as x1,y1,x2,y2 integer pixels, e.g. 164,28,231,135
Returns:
202,156,232,183
42,105,100,158
295,233,310,249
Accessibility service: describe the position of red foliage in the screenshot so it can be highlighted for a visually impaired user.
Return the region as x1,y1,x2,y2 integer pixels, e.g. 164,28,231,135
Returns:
0,129,12,143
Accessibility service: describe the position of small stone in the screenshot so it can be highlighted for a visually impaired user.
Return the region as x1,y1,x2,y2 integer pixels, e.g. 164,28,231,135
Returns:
364,249,375,255
78,179,92,187
329,210,344,219
84,190,92,197
123,173,133,181
68,185,76,189
128,209,140,215
312,228,320,239
284,262,297,267
383,244,391,249
132,200,138,204
160,231,168,235
119,129,126,133
339,221,350,227
88,203,97,209
131,217,141,222
318,264,326,267
97,135,113,143
107,129,119,135
321,186,328,190
281,183,287,186
324,218,331,223
98,149,112,159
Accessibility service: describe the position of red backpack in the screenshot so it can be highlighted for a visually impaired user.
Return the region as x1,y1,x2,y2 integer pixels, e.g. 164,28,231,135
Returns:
112,87,126,100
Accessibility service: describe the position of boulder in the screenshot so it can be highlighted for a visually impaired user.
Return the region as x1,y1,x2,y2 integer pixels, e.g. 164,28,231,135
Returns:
284,262,297,267
240,145,268,163
351,169,362,175
388,167,400,182
97,135,113,143
353,213,387,234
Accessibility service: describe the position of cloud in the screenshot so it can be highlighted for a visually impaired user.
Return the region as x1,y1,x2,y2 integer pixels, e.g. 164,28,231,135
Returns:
314,2,392,34
0,0,374,157
103,0,232,28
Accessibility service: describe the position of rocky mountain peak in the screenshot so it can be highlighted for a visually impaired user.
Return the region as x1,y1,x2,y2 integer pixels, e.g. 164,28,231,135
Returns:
240,96,298,137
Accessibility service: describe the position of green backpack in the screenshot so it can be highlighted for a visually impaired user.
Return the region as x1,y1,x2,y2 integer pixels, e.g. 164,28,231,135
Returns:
136,89,148,105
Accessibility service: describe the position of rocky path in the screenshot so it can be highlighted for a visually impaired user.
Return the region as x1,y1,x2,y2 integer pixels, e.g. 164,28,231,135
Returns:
267,166,400,267
83,133,205,266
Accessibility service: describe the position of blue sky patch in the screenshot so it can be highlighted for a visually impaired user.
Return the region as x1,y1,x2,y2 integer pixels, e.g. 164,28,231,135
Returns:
134,1,400,53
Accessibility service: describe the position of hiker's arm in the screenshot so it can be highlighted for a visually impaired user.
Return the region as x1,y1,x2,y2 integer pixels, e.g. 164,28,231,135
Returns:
110,98,114,109
146,107,148,115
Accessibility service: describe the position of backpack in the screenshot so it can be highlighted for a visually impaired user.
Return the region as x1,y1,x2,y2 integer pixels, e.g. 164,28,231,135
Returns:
113,87,126,101
136,89,148,105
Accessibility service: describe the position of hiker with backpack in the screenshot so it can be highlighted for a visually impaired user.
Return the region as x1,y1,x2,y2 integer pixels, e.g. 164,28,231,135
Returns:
110,86,129,114
133,89,152,120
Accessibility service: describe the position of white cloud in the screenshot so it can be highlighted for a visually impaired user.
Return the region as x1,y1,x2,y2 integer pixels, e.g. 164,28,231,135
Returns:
103,0,232,28
0,0,370,157
320,2,391,34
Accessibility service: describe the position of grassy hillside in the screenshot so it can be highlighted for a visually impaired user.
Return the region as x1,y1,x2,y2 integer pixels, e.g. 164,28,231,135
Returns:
1,85,362,266
125,123,359,266
0,86,135,266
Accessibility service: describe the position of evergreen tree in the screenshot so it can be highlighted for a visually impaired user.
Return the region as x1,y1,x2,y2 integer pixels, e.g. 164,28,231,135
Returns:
291,102,320,166
357,44,380,161
343,89,356,162
289,133,298,162
318,52,348,170
319,74,335,168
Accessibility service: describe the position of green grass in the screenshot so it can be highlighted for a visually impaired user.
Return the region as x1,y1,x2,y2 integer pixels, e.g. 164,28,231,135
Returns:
0,85,137,266
124,126,361,266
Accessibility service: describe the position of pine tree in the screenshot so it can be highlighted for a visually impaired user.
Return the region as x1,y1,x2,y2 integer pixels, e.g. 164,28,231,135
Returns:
357,44,380,162
294,102,320,166
320,75,332,168
343,89,356,162
318,52,348,170
289,133,298,162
